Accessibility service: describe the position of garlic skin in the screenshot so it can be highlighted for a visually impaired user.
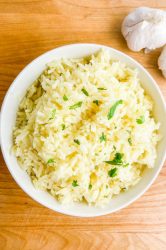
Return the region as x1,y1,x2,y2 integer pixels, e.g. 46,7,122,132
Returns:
158,45,166,78
121,7,166,52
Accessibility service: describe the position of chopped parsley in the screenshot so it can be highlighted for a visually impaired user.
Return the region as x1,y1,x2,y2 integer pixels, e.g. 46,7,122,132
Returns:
63,95,68,101
113,145,116,151
105,153,124,165
128,138,132,145
81,88,89,96
49,109,56,120
123,163,129,167
61,124,66,130
108,168,118,177
105,152,129,167
69,101,82,110
107,100,123,120
93,100,99,106
100,132,106,143
72,180,79,187
98,87,107,90
74,139,80,145
136,116,145,124
47,159,54,164
89,184,92,190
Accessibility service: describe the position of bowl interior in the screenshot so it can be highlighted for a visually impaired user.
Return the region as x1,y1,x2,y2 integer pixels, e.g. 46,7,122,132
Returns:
1,43,166,217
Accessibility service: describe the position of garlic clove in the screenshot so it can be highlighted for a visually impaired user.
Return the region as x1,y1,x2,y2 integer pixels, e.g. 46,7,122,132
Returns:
158,45,166,78
121,7,166,52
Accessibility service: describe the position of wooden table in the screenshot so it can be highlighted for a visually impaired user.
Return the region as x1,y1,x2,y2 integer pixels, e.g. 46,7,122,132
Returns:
0,1,166,249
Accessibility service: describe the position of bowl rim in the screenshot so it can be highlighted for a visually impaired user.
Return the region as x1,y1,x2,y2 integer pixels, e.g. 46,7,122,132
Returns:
1,43,166,217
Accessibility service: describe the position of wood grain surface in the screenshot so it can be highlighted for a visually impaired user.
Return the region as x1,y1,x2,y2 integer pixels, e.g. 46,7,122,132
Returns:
0,1,166,249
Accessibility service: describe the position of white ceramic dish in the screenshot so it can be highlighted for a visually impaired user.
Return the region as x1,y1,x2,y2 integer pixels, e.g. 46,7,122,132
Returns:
1,43,166,217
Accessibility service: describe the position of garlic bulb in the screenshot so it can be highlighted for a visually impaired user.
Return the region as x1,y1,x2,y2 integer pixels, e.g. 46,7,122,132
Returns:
121,7,166,52
158,45,166,78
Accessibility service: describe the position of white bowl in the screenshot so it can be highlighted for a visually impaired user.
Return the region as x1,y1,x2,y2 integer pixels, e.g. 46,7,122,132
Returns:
1,43,166,217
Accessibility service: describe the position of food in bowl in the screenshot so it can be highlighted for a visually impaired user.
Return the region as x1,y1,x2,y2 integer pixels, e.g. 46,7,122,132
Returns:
13,49,160,206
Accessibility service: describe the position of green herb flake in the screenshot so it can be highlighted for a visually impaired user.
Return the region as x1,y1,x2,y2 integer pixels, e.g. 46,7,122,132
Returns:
81,88,89,96
69,101,83,110
128,138,132,145
113,145,116,151
61,124,66,130
105,152,124,165
49,109,56,120
89,184,92,190
63,95,68,101
47,159,54,164
108,168,118,177
72,180,79,187
100,132,106,143
107,100,123,120
98,87,107,90
74,139,80,145
93,100,99,106
123,163,129,167
136,116,145,124
105,153,129,167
